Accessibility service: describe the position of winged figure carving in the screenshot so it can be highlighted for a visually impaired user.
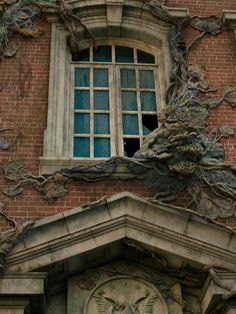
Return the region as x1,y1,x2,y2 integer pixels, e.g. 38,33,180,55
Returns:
94,291,126,313
129,290,158,314
94,290,158,314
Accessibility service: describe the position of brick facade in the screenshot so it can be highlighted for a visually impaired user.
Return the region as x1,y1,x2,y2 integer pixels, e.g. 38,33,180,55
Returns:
1,0,236,230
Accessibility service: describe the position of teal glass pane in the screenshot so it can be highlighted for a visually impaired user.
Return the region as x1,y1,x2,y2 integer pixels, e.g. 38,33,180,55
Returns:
94,114,110,134
75,68,90,87
137,50,155,64
74,90,90,109
94,138,110,157
141,92,157,111
93,46,112,62
94,91,109,110
121,91,137,111
74,138,90,157
122,114,139,135
139,70,155,89
120,69,136,88
94,69,108,87
115,46,134,63
74,113,90,134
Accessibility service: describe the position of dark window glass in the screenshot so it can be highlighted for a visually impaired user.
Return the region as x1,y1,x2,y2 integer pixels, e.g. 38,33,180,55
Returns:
142,114,158,135
74,138,90,157
72,49,90,62
116,46,134,63
137,50,155,64
93,46,112,62
123,138,140,157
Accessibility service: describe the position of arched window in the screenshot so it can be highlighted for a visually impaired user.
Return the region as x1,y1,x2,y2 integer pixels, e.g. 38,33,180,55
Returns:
39,0,188,173
71,43,160,159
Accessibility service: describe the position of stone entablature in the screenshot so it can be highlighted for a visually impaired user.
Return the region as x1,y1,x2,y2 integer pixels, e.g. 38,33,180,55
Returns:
0,192,235,313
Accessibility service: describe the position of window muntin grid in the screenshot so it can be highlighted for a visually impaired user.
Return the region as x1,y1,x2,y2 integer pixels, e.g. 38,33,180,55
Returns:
72,44,159,159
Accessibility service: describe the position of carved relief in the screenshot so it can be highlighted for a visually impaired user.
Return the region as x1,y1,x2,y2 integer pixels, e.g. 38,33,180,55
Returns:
68,260,182,314
84,277,166,314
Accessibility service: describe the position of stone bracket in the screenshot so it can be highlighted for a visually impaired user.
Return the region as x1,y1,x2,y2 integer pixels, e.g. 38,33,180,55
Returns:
222,10,236,40
200,272,236,314
106,0,124,31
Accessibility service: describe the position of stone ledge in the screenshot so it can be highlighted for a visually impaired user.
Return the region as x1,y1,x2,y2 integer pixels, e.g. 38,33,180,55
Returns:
0,273,46,295
222,10,236,29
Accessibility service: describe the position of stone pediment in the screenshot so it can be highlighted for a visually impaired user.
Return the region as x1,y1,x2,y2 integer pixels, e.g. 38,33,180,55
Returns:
6,192,236,272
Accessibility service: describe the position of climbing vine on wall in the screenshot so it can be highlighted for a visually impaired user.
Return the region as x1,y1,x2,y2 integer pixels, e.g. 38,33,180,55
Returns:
0,0,96,58
1,0,236,224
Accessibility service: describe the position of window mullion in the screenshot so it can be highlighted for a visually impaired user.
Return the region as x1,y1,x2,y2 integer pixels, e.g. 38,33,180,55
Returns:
90,67,94,158
136,68,143,145
116,66,124,156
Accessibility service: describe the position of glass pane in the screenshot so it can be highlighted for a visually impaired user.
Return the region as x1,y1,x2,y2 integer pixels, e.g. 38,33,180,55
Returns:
141,92,157,111
75,68,90,87
142,114,158,135
137,50,155,64
120,69,136,88
94,69,108,87
139,70,155,89
122,114,139,135
74,138,90,157
121,91,137,111
74,90,90,109
94,138,110,157
94,114,110,134
94,91,109,110
93,46,112,62
115,46,134,63
72,49,89,62
74,113,90,134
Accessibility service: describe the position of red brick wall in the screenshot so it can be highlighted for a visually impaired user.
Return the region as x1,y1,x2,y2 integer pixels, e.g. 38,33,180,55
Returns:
1,1,236,230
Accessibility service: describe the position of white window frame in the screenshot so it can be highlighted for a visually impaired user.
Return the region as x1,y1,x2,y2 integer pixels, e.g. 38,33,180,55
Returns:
40,26,170,174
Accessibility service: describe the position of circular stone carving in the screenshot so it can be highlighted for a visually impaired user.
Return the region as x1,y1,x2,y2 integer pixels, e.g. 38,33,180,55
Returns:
84,276,168,314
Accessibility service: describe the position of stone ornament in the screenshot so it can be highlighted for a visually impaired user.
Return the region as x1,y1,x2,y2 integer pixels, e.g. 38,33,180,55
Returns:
68,261,181,314
84,276,166,314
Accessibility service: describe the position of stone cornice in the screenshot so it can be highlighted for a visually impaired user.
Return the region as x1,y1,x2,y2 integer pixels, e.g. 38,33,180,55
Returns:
6,192,236,272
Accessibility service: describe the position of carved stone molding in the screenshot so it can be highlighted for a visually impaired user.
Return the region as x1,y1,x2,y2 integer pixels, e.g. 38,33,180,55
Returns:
68,260,182,314
106,0,124,37
6,192,236,272
0,272,46,314
222,10,236,39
